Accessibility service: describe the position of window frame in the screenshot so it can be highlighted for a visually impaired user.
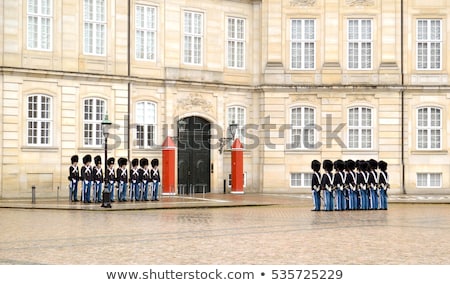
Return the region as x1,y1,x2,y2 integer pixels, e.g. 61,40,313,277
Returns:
290,172,313,188
183,10,204,65
290,18,316,70
290,106,316,149
416,19,442,70
83,0,107,56
135,4,157,61
27,0,53,51
347,18,373,70
227,106,246,144
27,94,53,146
135,101,157,148
226,16,246,69
347,106,373,149
416,106,442,150
416,173,442,188
83,98,106,147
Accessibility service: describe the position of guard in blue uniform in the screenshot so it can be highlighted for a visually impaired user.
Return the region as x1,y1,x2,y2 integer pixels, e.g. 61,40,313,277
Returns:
150,158,161,201
93,155,103,203
321,160,334,211
105,157,116,202
117,158,128,202
357,160,369,210
311,160,321,211
68,155,80,202
130,158,140,201
368,159,379,210
81,154,93,203
333,160,346,211
378,160,389,210
345,160,357,210
139,158,150,201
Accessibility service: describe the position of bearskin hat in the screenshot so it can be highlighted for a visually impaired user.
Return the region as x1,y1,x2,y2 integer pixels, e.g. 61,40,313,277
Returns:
94,155,102,166
334,159,345,171
378,160,388,171
140,158,149,168
323,159,333,172
118,157,127,167
359,160,368,172
368,159,378,170
107,157,115,166
83,154,92,164
311,160,321,172
132,158,139,167
345,159,356,171
71,155,79,164
151,158,159,167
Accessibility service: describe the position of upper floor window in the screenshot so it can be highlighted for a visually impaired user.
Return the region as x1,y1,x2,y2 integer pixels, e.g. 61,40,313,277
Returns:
83,98,105,147
83,0,106,55
348,19,372,70
348,107,373,149
27,0,52,50
183,11,203,65
417,19,442,70
27,94,52,145
290,107,315,149
417,107,441,150
227,17,245,69
290,19,316,70
227,106,246,143
136,101,157,148
135,5,156,61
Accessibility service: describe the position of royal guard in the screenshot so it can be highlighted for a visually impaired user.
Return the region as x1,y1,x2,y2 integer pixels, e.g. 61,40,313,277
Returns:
150,158,161,201
105,157,116,202
81,154,93,203
345,160,357,210
311,160,321,211
368,159,379,210
117,158,128,202
378,160,389,210
139,158,150,201
130,158,140,201
321,160,334,211
333,160,346,211
68,155,80,202
357,160,369,210
93,155,103,203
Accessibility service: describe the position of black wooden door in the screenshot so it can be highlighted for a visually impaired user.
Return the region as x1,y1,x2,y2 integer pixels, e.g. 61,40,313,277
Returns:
177,116,211,193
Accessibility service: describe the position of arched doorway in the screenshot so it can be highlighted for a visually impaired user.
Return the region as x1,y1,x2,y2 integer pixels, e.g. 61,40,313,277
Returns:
177,116,211,193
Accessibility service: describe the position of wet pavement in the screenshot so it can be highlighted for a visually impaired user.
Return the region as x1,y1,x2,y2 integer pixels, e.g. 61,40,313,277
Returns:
0,193,449,265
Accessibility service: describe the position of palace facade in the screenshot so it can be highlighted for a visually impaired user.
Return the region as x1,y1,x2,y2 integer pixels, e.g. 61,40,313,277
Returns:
1,0,450,198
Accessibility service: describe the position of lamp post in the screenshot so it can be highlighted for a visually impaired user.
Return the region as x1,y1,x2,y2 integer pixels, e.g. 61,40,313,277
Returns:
219,122,238,154
101,113,112,190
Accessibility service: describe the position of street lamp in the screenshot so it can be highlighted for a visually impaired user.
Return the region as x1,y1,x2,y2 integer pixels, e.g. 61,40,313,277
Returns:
101,113,112,198
219,122,239,154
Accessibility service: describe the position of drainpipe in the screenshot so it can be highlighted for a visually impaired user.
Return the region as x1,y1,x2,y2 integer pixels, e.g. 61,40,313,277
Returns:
127,0,131,162
400,0,406,194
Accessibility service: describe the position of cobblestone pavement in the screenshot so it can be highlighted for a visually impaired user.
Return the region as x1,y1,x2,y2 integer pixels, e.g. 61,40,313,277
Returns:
0,194,449,265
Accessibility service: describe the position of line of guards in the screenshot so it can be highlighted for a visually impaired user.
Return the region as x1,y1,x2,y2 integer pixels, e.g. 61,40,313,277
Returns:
311,159,389,211
68,154,161,207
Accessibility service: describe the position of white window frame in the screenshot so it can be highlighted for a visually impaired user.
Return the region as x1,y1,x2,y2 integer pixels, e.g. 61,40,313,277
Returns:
348,107,373,149
83,0,106,56
290,106,316,149
227,17,245,69
136,101,157,148
83,98,106,147
347,19,373,70
417,173,442,188
27,0,52,50
290,19,316,70
135,4,157,61
417,107,442,150
183,11,203,65
227,106,246,144
290,173,312,188
27,94,52,146
416,19,442,70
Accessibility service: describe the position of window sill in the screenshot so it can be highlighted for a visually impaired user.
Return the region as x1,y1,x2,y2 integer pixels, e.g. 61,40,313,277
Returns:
411,150,448,155
21,146,59,152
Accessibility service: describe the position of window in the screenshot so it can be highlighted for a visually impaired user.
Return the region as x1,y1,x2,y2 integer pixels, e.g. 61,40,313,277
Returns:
183,11,203,65
417,107,441,149
83,98,105,147
135,5,156,61
348,107,373,149
290,107,315,149
136,101,157,148
27,94,52,145
227,17,245,69
290,19,316,70
290,173,312,187
348,19,372,69
83,0,106,55
27,0,52,50
417,19,442,70
417,173,441,188
227,106,246,143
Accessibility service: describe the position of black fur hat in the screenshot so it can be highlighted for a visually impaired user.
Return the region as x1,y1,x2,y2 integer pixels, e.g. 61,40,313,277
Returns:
345,159,356,171
83,154,92,164
94,155,102,166
140,158,149,168
151,158,159,167
323,160,333,172
369,159,378,170
378,160,388,171
118,157,127,167
311,160,321,172
132,158,139,167
334,159,345,171
359,160,368,172
107,157,115,166
71,155,79,164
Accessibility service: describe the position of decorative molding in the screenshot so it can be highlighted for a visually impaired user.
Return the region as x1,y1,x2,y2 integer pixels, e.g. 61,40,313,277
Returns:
177,93,213,112
290,0,316,7
346,0,375,6
290,94,317,103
